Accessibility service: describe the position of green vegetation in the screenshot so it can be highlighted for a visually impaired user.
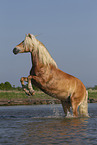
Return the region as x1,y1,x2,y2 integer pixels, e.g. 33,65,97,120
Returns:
87,85,97,90
87,85,97,100
0,82,22,91
0,82,52,100
0,91,26,99
0,89,97,101
0,82,12,90
0,82,97,100
0,90,52,100
88,90,97,99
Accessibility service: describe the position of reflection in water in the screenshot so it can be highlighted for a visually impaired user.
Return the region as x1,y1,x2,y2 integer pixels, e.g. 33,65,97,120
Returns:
21,118,89,144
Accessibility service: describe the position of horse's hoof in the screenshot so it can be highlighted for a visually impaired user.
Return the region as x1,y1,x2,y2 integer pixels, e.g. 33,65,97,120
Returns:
29,90,35,96
32,92,35,95
23,88,29,94
32,92,35,96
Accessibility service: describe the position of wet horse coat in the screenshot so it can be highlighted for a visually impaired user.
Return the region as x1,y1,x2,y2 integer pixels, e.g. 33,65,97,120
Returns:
13,33,88,117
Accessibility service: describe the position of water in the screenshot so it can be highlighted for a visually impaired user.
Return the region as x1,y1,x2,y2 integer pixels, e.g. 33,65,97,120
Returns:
0,104,97,145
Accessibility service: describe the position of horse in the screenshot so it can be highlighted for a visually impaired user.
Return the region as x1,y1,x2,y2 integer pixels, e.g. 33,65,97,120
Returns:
13,33,89,117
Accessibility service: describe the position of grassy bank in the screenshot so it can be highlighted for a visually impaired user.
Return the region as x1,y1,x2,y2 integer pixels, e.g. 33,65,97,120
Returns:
0,90,53,100
88,89,97,100
0,90,97,101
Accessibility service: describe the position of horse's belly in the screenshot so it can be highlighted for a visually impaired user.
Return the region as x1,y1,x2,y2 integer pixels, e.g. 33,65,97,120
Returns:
43,87,70,101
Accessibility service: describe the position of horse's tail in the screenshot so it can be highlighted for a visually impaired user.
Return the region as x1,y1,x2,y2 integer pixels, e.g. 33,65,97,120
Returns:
79,90,89,117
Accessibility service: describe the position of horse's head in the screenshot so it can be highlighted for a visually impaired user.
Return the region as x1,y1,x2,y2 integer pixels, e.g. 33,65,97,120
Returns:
13,33,37,55
13,33,58,68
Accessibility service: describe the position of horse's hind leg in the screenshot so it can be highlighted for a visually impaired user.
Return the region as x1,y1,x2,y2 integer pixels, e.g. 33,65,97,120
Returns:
61,100,71,116
71,93,82,117
71,101,78,117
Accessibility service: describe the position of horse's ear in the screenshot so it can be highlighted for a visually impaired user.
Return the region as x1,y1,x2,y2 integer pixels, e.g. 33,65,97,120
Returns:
28,33,32,39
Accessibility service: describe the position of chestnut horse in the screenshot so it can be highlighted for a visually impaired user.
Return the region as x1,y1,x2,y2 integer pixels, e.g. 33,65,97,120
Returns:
13,33,88,117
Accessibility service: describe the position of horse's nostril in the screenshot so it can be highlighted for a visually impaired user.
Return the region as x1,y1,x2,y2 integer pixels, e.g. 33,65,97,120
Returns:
13,48,16,52
13,48,20,55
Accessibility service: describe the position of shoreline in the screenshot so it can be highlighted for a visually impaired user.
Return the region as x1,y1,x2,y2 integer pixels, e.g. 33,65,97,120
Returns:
0,98,96,106
0,98,61,106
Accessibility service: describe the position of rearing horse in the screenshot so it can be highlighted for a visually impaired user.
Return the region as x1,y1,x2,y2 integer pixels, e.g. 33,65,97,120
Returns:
13,33,88,117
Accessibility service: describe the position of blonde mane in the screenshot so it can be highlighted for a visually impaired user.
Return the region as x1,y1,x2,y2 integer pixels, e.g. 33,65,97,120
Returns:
25,34,58,68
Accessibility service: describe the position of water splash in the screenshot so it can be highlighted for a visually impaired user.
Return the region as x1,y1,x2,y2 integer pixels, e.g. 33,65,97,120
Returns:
65,110,74,118
50,100,62,118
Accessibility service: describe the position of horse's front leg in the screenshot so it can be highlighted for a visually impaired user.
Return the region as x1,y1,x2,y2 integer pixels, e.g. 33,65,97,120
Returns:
20,77,30,95
20,77,34,96
27,75,47,95
27,75,35,95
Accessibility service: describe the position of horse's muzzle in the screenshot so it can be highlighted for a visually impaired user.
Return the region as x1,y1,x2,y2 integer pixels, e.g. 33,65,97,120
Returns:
13,48,20,55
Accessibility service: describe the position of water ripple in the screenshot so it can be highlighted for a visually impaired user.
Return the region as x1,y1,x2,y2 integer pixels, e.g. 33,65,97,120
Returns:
0,104,97,145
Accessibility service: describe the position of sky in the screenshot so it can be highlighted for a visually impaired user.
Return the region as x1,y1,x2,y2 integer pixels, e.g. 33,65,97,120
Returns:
0,0,97,88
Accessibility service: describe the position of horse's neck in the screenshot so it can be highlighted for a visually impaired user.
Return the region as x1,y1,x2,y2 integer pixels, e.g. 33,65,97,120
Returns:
30,53,37,75
31,52,39,67
30,51,57,75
